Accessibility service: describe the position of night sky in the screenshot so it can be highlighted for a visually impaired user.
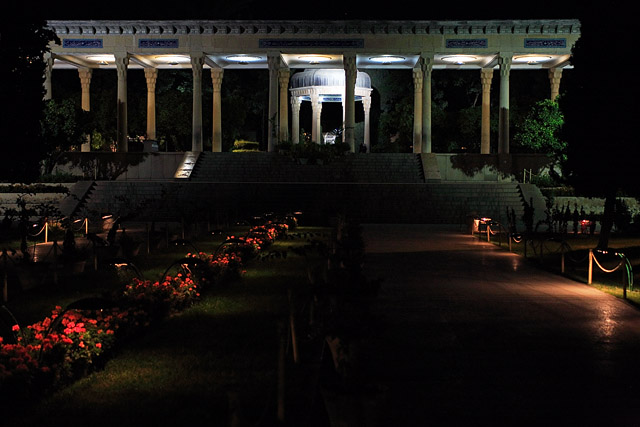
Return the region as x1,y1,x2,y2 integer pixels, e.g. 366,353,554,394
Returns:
11,0,593,22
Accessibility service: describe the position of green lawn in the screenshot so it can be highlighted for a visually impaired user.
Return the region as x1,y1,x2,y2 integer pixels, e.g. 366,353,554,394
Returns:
3,225,332,427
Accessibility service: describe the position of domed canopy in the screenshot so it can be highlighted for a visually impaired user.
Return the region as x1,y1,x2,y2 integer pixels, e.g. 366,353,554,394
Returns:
290,69,371,90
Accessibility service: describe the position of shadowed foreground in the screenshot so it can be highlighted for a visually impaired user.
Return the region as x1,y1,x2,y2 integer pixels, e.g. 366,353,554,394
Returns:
361,224,640,426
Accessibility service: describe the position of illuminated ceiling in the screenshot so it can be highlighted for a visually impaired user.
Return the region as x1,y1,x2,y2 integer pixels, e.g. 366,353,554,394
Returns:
48,19,578,71
51,52,572,70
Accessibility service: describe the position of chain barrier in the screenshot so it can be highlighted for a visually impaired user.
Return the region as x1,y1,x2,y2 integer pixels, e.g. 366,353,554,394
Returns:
589,249,634,298
27,222,47,238
72,218,88,234
473,220,635,299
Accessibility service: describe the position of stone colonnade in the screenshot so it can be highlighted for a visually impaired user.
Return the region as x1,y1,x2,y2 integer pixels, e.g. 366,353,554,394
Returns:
411,54,564,154
44,53,564,155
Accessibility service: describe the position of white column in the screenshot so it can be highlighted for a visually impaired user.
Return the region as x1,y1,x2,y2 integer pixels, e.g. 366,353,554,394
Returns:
144,68,158,141
115,53,129,152
311,90,322,143
498,54,512,155
549,68,563,101
78,68,92,152
291,96,301,144
278,68,290,143
363,96,371,152
343,54,357,152
480,68,493,154
211,68,224,152
43,52,53,101
422,55,433,153
267,53,280,152
341,94,346,143
412,66,423,153
191,54,204,152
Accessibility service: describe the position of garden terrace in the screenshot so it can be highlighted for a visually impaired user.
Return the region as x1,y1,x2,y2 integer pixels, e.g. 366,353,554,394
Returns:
59,180,543,229
2,218,339,425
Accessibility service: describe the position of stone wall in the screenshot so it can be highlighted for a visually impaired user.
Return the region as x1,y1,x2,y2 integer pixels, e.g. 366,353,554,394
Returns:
51,152,184,180
0,184,73,219
435,153,552,182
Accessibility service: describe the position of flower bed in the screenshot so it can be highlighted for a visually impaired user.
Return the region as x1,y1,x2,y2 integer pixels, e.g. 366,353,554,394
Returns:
0,223,285,404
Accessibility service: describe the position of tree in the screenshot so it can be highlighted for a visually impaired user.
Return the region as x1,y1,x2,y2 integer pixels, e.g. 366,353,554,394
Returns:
40,98,92,173
514,99,565,157
560,6,640,249
0,11,57,182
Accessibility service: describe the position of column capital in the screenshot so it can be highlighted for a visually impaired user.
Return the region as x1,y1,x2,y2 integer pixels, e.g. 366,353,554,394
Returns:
78,67,92,85
278,68,290,85
267,52,282,71
419,54,434,73
114,53,129,78
190,53,205,64
343,53,357,77
114,53,129,67
412,67,424,90
548,68,563,101
481,68,494,86
144,67,158,88
362,95,371,111
498,53,512,77
210,67,224,90
190,54,204,77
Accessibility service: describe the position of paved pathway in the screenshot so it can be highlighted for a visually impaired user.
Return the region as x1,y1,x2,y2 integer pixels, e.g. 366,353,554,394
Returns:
361,224,640,426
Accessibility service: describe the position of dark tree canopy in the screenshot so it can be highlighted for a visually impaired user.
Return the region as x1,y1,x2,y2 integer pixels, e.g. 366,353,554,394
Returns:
0,11,57,182
561,5,639,247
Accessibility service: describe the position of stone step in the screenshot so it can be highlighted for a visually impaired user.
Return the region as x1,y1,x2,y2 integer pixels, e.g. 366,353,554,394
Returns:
190,152,424,183
80,181,531,226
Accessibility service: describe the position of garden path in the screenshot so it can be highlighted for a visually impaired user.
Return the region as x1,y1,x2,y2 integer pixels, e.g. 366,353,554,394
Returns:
361,224,640,425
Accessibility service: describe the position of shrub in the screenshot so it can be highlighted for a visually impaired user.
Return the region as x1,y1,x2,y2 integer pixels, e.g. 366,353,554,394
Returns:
231,140,260,152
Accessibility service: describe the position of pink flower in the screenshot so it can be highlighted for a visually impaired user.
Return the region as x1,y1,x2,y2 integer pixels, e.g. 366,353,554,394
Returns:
11,324,19,332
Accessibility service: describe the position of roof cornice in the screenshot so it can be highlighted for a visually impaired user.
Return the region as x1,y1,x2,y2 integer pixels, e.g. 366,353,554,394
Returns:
46,19,581,36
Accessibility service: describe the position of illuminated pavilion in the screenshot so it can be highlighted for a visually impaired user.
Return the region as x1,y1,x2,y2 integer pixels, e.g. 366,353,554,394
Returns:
44,19,580,155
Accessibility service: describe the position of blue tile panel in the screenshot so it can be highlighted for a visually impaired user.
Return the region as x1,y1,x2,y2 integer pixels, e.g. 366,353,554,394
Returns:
524,38,566,48
259,39,365,48
63,39,103,48
138,39,180,48
445,39,488,48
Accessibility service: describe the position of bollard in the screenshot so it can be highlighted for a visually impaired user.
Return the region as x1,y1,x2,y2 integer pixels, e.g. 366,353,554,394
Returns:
146,222,150,255
52,241,59,285
561,251,565,274
2,250,8,303
288,290,299,364
277,321,286,423
588,249,593,285
623,265,627,300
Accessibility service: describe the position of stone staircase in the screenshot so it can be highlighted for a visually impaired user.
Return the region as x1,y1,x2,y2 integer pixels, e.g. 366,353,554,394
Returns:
61,180,539,227
189,152,424,183
58,181,95,219
56,152,546,228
